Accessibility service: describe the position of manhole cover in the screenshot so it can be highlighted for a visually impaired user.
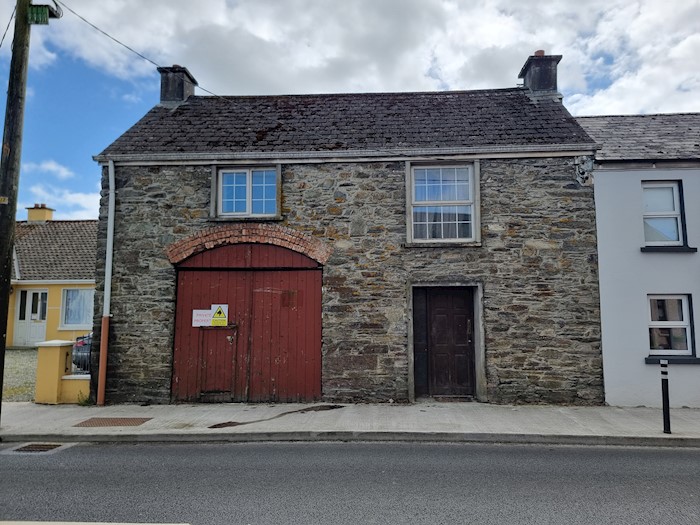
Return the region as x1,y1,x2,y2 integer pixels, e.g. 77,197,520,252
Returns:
74,417,152,427
14,443,62,453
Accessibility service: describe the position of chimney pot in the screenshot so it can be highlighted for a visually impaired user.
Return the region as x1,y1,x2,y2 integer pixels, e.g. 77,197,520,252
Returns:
534,49,545,57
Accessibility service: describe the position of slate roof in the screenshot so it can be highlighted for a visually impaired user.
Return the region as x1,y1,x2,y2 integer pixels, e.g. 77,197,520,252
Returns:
577,113,700,161
12,220,98,281
97,88,595,160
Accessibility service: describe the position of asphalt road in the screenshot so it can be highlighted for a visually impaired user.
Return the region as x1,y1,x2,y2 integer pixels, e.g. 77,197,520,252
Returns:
1,442,699,524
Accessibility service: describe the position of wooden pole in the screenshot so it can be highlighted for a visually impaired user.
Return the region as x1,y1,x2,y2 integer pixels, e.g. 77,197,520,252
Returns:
0,0,32,431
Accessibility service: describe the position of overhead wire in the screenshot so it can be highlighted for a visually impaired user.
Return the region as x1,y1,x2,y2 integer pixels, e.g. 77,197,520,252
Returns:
54,0,404,158
0,5,16,51
55,0,225,99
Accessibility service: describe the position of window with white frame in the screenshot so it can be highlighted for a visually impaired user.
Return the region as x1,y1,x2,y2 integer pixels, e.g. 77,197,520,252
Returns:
648,295,693,355
409,165,476,242
62,289,95,328
642,181,684,246
218,168,279,217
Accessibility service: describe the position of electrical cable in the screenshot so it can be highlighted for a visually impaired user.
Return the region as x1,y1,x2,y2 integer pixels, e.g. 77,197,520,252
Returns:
54,0,404,158
55,0,221,98
0,5,16,51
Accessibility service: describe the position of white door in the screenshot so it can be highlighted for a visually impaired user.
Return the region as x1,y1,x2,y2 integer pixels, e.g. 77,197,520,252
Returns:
14,290,48,346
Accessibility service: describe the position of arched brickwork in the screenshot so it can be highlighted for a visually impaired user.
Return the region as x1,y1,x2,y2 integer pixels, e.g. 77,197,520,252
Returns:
166,223,333,265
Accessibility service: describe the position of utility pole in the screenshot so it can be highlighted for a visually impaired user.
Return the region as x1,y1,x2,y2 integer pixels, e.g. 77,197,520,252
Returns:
0,0,60,430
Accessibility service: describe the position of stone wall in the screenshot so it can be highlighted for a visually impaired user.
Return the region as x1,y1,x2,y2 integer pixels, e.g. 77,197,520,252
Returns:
93,156,603,405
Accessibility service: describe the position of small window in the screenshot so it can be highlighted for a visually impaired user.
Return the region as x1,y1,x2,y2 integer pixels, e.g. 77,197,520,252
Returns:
218,168,279,217
409,165,477,243
648,295,693,356
62,289,95,328
642,182,683,246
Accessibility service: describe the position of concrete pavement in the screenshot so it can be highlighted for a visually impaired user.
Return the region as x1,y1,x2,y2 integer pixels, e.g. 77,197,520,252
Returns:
1,401,700,447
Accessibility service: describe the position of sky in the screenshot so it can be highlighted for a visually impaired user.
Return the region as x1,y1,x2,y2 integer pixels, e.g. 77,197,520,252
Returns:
0,0,698,220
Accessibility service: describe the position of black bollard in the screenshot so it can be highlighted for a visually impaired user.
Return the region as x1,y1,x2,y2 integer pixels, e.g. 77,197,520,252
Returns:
661,360,671,434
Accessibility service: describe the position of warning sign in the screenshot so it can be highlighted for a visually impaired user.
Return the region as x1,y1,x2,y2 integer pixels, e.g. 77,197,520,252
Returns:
192,304,229,327
211,304,228,326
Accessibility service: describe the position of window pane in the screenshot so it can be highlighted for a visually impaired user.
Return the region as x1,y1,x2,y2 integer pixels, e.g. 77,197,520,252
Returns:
650,298,684,322
442,183,457,201
644,218,680,242
414,169,427,184
40,292,47,321
458,222,472,238
19,291,27,321
251,169,277,215
441,168,456,182
426,169,440,184
443,223,457,238
221,171,248,214
413,224,427,239
649,328,688,351
429,222,442,239
64,289,95,326
643,187,676,212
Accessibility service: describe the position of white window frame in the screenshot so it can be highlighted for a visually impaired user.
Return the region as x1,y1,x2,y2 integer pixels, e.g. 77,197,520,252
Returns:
406,162,480,244
216,167,280,218
60,288,95,330
642,181,683,247
648,294,693,356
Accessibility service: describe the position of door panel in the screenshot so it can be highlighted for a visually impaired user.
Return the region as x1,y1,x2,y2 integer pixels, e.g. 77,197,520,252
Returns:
173,264,321,403
14,289,47,346
413,287,475,397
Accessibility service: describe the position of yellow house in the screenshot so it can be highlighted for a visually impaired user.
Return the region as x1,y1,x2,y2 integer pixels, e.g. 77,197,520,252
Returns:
7,204,97,347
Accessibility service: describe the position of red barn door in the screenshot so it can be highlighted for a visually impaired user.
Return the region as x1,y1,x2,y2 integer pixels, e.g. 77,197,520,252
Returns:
172,244,322,402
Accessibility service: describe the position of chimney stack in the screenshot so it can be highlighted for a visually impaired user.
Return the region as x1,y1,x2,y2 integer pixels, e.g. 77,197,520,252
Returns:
26,203,54,222
518,50,562,94
157,65,198,105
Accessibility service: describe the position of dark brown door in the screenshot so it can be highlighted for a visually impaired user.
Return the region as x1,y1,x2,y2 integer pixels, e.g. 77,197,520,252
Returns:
413,287,475,397
172,244,322,402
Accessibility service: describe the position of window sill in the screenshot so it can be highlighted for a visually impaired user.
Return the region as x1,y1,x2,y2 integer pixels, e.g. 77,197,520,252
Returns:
640,245,697,253
209,215,283,223
403,241,482,248
645,356,700,365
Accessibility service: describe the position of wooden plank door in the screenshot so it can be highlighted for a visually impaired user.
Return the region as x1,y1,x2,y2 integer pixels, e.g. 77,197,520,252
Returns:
173,262,322,402
413,287,475,397
172,270,252,402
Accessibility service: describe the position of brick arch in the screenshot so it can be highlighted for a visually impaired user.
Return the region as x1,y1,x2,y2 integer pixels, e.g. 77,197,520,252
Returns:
166,223,333,265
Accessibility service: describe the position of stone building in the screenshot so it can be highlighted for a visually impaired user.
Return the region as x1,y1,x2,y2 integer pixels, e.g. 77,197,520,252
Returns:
92,51,603,405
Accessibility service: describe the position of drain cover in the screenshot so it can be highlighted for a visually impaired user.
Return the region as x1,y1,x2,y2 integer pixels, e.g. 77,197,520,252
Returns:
74,417,152,427
14,443,62,453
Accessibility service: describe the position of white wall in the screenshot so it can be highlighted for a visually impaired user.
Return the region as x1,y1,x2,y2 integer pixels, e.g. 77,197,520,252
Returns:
595,168,700,407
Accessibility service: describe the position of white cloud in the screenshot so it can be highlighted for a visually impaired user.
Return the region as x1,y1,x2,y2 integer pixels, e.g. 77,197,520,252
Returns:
23,159,75,180
1,0,699,114
28,183,99,220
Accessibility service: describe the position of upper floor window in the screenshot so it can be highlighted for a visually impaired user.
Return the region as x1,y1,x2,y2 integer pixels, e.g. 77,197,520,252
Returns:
218,168,279,218
642,181,683,246
648,295,693,356
408,165,478,243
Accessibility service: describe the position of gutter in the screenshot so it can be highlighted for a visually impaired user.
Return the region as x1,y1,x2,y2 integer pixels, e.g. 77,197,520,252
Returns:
93,142,600,164
97,160,116,406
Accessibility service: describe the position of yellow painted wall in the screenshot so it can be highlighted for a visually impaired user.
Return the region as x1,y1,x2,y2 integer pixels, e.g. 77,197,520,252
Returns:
7,282,94,346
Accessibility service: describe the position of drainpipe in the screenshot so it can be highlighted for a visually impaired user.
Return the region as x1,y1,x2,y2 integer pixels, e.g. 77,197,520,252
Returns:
97,160,116,405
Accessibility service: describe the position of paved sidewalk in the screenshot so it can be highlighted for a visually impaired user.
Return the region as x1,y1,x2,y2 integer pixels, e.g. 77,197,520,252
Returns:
1,401,699,447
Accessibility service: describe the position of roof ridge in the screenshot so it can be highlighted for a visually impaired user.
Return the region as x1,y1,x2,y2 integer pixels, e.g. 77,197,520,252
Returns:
193,86,527,100
577,112,700,119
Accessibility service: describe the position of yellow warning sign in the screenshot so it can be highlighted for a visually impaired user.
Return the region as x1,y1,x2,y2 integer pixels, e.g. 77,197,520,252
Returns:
213,306,226,319
210,304,228,327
